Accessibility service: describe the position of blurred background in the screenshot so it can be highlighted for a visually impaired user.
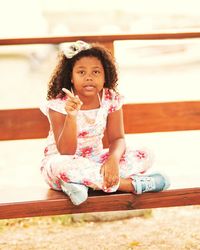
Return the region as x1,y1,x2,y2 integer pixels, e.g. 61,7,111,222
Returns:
0,0,200,188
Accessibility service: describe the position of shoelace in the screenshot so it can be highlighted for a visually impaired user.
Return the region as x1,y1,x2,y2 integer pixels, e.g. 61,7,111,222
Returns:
133,176,156,194
140,177,156,192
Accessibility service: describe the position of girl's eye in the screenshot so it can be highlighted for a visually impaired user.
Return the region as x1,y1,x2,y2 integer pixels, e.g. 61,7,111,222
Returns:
93,70,100,75
78,70,85,75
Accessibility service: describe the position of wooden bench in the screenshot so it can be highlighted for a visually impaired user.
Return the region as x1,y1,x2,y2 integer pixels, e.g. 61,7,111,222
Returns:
1,102,200,219
1,34,200,220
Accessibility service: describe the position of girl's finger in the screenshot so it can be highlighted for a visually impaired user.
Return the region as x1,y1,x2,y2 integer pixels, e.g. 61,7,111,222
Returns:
73,98,82,105
63,88,82,106
75,95,83,105
62,88,74,98
67,99,79,107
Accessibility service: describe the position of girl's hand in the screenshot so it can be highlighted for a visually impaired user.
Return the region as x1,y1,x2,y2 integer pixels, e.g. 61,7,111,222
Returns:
100,156,120,191
62,88,83,116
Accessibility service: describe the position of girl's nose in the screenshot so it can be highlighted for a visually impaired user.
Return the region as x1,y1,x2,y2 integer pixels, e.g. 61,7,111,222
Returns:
85,73,93,80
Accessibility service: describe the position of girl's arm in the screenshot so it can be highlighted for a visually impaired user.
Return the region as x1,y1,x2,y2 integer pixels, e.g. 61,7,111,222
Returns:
49,88,82,155
101,108,126,189
49,109,78,155
107,108,126,158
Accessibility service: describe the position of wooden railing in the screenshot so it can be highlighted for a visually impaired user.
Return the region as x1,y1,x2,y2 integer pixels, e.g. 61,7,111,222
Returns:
1,31,200,54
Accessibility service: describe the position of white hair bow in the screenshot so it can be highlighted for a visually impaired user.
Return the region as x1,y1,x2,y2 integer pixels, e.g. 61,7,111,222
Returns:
61,40,91,59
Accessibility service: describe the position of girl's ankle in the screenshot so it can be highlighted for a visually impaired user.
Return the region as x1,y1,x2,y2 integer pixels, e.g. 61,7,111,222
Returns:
118,178,135,193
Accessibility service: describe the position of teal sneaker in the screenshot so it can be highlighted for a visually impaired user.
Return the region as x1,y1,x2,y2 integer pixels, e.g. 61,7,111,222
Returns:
60,181,88,206
131,172,170,194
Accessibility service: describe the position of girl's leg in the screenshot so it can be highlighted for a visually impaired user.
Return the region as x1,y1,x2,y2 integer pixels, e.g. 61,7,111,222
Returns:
118,178,133,192
41,147,170,200
118,173,170,194
41,155,102,205
42,154,121,194
117,147,170,194
41,155,104,190
118,147,155,178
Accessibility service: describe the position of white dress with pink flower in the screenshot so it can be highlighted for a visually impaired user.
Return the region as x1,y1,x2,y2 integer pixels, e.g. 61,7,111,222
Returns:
40,88,154,192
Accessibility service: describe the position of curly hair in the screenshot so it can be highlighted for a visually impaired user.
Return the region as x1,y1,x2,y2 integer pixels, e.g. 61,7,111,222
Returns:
47,43,118,100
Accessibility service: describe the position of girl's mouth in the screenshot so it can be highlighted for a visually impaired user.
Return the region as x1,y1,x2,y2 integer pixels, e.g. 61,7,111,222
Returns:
83,85,95,91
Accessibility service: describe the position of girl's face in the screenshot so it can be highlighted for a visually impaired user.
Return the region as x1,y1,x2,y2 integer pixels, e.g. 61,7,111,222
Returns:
71,56,105,97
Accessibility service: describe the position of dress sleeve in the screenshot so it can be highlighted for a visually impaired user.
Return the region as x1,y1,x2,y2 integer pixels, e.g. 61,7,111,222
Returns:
105,89,124,114
40,98,67,117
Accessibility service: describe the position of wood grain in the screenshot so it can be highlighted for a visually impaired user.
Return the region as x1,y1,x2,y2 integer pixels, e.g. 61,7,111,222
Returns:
1,32,200,45
1,101,200,140
0,187,199,219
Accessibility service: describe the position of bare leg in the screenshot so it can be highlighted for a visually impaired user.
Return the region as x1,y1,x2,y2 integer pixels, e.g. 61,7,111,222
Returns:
118,178,134,192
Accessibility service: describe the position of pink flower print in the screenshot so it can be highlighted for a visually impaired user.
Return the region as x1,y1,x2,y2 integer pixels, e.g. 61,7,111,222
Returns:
120,154,126,164
109,105,116,113
82,179,93,186
114,94,120,101
81,146,93,157
48,182,54,189
78,130,89,138
55,179,61,189
105,89,112,100
59,172,70,182
134,150,147,160
47,172,53,181
61,95,67,101
100,152,109,164
44,147,48,156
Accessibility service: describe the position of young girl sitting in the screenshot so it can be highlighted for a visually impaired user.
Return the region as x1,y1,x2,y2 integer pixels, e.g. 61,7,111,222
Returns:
40,40,170,205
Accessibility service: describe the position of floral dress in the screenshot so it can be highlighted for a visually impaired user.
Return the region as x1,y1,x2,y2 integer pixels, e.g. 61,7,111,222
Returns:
40,88,154,193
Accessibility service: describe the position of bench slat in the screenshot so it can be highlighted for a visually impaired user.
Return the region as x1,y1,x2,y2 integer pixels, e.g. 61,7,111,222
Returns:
123,101,200,133
1,101,200,141
0,108,49,140
0,187,199,219
1,32,200,46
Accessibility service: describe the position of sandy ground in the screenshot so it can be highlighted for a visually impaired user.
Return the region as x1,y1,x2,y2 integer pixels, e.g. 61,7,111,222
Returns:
0,206,200,250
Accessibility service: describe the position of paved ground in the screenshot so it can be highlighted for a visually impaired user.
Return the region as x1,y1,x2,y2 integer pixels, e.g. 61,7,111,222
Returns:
0,206,200,250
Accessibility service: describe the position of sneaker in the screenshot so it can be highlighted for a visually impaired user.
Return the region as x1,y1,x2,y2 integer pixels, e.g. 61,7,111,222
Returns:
131,172,170,195
60,181,88,206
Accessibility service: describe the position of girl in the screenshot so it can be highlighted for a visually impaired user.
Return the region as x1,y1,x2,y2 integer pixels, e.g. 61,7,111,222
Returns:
40,40,170,205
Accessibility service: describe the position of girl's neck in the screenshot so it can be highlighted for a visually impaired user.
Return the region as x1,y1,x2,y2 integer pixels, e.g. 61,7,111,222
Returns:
74,90,102,110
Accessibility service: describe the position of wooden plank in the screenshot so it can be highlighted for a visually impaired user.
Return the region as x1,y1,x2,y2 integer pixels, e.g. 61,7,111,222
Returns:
0,187,199,219
0,108,49,140
1,32,200,45
1,101,200,140
101,41,114,55
123,101,200,133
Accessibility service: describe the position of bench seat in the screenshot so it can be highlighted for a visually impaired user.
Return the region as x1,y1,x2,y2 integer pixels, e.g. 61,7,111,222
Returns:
1,101,200,219
1,185,200,219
